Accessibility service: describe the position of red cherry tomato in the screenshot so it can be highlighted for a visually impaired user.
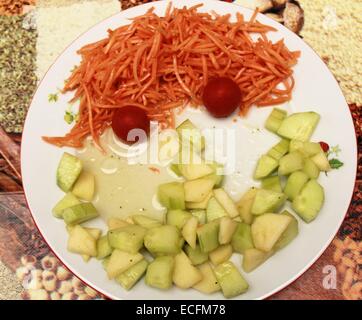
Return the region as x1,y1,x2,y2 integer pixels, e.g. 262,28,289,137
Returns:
112,106,150,144
319,141,330,153
202,77,242,118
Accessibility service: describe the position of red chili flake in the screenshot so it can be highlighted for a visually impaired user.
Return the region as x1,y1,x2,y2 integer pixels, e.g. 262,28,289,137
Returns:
319,141,329,153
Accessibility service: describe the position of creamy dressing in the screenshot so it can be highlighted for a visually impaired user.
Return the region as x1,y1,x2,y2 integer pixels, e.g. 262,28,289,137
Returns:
76,129,178,222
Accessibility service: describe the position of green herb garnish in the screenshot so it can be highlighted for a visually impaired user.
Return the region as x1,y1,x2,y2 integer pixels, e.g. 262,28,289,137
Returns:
64,111,74,124
329,158,344,169
48,93,58,103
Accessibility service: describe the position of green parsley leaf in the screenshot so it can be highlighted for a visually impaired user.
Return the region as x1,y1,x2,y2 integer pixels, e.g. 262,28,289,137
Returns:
329,158,344,169
64,112,74,124
48,93,58,103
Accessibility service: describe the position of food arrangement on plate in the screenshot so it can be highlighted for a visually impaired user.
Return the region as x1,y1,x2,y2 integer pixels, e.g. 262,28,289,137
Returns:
20,0,356,300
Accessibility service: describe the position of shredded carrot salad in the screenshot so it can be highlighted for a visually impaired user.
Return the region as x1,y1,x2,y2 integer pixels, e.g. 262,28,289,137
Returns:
43,4,300,149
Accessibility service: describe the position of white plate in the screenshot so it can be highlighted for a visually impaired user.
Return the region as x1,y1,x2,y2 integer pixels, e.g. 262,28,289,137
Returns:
21,0,357,300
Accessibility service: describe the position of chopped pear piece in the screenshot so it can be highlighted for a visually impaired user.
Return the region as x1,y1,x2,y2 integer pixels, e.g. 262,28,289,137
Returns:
67,225,97,257
289,140,322,157
182,216,198,249
193,263,221,294
218,217,238,245
311,151,331,172
71,171,95,201
173,251,203,289
184,178,215,202
236,188,257,224
145,256,174,290
214,261,249,298
209,245,233,265
292,179,324,223
106,250,143,279
242,248,272,273
251,213,292,252
254,155,279,179
273,211,299,251
251,189,286,215
207,197,228,222
213,188,239,218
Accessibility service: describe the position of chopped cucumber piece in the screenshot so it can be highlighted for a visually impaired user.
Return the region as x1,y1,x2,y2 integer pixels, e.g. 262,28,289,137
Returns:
292,179,324,223
206,197,228,222
214,261,249,298
284,171,309,201
289,140,322,157
303,158,320,179
176,119,205,152
197,221,220,253
71,171,95,201
184,178,215,202
52,193,80,219
173,251,203,289
62,202,99,225
206,162,224,187
265,108,287,133
158,182,185,210
311,151,331,172
278,151,304,175
186,192,212,210
213,188,239,218
184,244,208,265
131,215,162,229
193,263,221,294
273,211,299,251
96,235,113,260
144,225,182,255
191,209,206,224
231,223,254,254
242,248,272,273
254,155,279,179
219,217,238,245
170,163,182,177
167,209,192,229
261,176,282,193
277,112,320,141
182,216,198,249
209,244,232,265
267,139,290,160
251,189,286,215
236,188,257,224
56,152,83,192
251,213,292,252
179,163,214,180
67,225,97,257
145,256,174,290
106,250,143,279
107,218,130,230
116,259,148,290
108,225,146,253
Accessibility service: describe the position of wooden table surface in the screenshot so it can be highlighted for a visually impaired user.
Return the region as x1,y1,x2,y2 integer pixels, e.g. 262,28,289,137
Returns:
0,0,360,300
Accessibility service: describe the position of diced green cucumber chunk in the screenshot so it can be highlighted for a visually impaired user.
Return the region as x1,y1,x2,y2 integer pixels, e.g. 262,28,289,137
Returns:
265,108,287,133
206,162,224,188
184,244,208,265
186,192,212,210
254,155,279,179
145,256,174,290
184,178,214,202
206,197,228,222
209,244,233,265
284,171,309,201
182,216,198,249
213,188,239,218
236,188,257,225
303,158,320,179
62,202,99,225
273,210,299,251
219,217,238,245
167,209,192,229
116,259,148,290
251,189,286,215
292,179,324,223
144,225,182,255
179,163,214,181
214,261,249,298
96,235,113,260
158,182,185,210
261,176,282,193
106,250,144,279
193,262,221,294
108,225,146,253
170,163,182,177
267,139,290,160
56,152,83,192
251,213,292,252
52,193,80,219
231,223,254,254
242,248,272,273
176,119,205,152
277,112,320,142
278,151,304,175
102,257,110,270
173,251,203,289
311,151,331,172
191,209,206,224
197,221,220,253
289,140,322,157
132,215,162,229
